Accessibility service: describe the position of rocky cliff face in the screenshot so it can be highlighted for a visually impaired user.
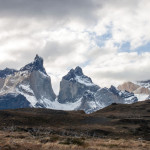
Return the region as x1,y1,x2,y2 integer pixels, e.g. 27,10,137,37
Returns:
75,86,138,114
58,66,99,103
20,54,47,75
0,93,30,110
109,86,137,104
0,68,17,78
0,56,139,113
118,82,140,93
134,87,150,95
76,90,99,114
0,78,5,90
0,55,56,108
137,80,150,89
58,68,138,113
118,81,150,95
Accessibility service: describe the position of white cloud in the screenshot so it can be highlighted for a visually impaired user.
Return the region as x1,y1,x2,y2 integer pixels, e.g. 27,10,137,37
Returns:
0,0,150,93
84,52,150,88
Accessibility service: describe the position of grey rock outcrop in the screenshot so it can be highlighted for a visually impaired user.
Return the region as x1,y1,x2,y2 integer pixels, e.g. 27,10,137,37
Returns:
0,56,139,113
118,82,140,93
0,68,17,78
0,78,5,90
0,93,30,110
118,81,150,101
58,66,99,103
75,86,138,114
0,55,56,108
58,67,138,113
137,80,150,89
95,88,123,106
29,70,56,101
20,54,47,75
109,85,138,104
118,81,150,95
76,90,98,114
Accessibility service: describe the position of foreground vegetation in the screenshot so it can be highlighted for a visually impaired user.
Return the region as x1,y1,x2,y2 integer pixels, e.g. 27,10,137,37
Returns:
0,100,149,149
0,130,150,150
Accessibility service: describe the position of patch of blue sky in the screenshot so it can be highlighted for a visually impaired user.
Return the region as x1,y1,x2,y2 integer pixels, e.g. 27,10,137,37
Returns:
88,29,112,48
96,31,112,47
66,60,91,70
86,22,113,48
118,41,150,54
80,60,91,68
134,42,150,54
117,42,131,52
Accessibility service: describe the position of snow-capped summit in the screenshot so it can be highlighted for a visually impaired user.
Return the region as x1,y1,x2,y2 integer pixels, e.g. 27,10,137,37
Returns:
73,84,138,114
0,55,56,109
63,66,84,80
74,66,83,76
0,68,17,78
137,80,150,90
58,66,99,103
63,66,94,86
57,66,138,113
20,54,47,75
109,85,137,103
109,85,120,96
136,80,150,100
0,57,139,114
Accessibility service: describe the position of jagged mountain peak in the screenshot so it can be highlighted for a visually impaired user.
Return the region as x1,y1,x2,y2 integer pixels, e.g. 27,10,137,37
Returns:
0,54,56,108
20,55,47,75
74,66,83,76
0,56,140,114
82,90,94,100
58,66,99,103
110,85,116,90
63,66,83,80
137,80,150,89
118,81,150,101
63,66,93,84
34,54,43,64
0,68,17,78
137,79,150,83
109,85,120,96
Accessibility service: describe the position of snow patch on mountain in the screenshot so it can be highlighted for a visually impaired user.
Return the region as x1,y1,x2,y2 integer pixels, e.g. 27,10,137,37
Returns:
20,54,47,75
124,95,137,104
135,94,149,101
36,97,82,111
75,75,95,86
0,55,140,113
0,68,18,78
16,84,37,107
136,80,150,90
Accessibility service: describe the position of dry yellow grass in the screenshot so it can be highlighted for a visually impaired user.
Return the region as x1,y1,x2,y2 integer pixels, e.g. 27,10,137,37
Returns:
0,130,149,150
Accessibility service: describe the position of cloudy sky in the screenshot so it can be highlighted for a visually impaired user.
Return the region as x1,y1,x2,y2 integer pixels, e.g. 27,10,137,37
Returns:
0,0,150,93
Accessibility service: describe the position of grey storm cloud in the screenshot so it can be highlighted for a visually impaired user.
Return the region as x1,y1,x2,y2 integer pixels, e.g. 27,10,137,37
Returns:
0,0,139,23
0,0,101,24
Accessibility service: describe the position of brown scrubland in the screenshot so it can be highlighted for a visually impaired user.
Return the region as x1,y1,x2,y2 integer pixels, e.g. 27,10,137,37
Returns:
0,100,150,150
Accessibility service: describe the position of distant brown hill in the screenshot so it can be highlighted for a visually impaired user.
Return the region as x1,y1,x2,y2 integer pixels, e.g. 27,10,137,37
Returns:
118,81,150,95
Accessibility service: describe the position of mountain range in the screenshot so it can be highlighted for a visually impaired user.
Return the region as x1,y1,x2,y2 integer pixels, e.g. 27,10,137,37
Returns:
118,81,150,101
0,55,148,113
